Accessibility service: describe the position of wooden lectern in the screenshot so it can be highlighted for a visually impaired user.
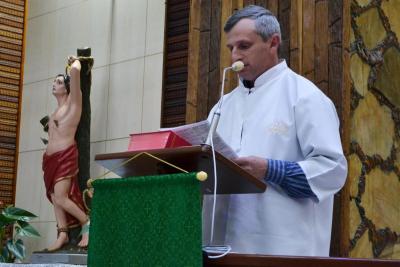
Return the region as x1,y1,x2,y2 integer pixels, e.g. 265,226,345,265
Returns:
94,146,400,267
95,145,266,195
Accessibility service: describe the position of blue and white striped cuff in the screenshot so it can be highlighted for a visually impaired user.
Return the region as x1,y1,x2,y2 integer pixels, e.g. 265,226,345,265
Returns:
265,159,286,185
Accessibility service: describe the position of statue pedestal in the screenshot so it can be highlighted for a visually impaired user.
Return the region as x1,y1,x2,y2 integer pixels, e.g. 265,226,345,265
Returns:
31,250,87,265
30,226,87,264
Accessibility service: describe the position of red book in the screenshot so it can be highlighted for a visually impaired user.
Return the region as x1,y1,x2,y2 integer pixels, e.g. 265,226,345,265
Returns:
128,130,191,151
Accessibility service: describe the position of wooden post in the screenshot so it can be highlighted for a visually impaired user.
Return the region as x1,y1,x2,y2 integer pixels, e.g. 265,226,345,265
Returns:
338,0,351,257
219,0,243,95
186,0,211,123
75,47,94,192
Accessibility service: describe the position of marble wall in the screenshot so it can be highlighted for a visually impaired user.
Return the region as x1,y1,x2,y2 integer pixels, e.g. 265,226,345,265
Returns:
349,0,400,259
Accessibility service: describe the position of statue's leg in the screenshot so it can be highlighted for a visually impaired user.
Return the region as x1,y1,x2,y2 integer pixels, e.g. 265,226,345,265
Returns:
46,194,69,251
77,222,89,248
53,179,87,223
53,179,89,248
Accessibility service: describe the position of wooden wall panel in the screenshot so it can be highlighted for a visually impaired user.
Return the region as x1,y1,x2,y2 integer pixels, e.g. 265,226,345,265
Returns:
0,0,26,207
218,0,242,99
314,0,329,94
289,0,301,73
186,0,211,124
302,0,315,81
161,0,190,127
277,0,291,62
330,0,351,258
207,0,222,113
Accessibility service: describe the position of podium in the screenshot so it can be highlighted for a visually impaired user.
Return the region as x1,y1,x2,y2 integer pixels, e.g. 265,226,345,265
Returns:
90,145,266,266
95,145,267,194
91,147,400,266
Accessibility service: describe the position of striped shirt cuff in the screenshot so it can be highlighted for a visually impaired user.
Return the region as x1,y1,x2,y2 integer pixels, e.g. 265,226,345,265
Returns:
265,159,286,185
265,159,316,198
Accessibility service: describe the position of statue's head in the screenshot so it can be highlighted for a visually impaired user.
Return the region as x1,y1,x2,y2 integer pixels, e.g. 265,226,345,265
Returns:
53,74,70,95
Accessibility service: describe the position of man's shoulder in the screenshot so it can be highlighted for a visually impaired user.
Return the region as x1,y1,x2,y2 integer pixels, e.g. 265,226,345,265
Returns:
285,69,328,97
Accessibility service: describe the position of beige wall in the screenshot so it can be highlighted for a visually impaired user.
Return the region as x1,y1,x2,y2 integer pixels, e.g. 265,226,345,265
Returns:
16,0,165,257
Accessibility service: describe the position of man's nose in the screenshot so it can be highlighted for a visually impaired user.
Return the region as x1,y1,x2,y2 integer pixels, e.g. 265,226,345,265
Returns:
231,47,242,62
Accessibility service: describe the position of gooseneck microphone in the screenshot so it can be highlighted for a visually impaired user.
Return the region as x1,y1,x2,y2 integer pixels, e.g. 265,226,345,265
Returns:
202,61,244,259
205,61,244,145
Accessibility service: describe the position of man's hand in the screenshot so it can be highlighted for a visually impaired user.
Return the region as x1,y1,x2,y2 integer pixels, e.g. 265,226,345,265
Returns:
234,156,268,180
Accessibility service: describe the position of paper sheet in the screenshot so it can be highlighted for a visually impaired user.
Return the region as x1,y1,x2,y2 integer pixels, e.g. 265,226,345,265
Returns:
163,120,238,159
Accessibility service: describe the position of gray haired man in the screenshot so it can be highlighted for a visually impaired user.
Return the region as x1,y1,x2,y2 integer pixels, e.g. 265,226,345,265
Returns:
203,5,347,256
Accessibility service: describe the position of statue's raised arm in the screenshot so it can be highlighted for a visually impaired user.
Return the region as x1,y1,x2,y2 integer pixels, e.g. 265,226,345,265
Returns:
67,56,82,108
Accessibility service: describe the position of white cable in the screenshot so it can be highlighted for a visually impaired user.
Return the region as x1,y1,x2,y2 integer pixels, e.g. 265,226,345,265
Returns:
204,245,232,259
209,131,217,243
202,129,232,259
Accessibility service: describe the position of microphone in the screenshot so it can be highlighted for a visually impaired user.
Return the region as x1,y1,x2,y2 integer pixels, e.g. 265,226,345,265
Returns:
204,61,244,145
231,61,244,72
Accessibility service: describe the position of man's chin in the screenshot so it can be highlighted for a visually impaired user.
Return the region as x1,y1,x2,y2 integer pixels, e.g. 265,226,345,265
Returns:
239,73,255,81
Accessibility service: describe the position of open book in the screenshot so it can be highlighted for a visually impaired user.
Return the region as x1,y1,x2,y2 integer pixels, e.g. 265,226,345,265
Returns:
164,120,238,160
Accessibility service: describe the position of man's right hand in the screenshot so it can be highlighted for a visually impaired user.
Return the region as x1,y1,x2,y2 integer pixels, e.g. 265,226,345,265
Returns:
234,156,268,180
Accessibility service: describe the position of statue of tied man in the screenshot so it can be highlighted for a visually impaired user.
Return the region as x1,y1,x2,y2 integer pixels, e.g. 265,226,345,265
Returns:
42,55,89,251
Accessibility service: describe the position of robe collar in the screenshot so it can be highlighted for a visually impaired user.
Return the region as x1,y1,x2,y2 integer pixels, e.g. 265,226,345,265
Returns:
239,59,288,93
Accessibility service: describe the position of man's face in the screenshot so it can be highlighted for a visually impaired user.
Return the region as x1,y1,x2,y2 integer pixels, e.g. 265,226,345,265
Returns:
226,18,279,81
52,76,67,96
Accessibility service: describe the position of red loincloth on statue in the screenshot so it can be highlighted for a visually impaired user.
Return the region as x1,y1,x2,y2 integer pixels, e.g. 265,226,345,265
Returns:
42,143,87,228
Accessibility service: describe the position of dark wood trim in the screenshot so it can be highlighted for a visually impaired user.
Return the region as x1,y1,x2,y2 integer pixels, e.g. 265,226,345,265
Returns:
204,254,400,267
329,0,351,257
339,0,351,258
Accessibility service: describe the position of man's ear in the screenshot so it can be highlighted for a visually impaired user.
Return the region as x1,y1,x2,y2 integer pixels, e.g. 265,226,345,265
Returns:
270,34,280,49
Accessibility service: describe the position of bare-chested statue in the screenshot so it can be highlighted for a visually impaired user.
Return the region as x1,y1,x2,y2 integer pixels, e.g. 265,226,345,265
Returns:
42,56,89,251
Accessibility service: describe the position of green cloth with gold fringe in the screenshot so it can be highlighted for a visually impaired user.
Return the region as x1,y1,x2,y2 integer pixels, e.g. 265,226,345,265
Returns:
88,173,203,267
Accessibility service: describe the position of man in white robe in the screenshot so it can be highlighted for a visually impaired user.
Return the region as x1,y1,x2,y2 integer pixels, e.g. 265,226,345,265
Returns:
203,5,347,256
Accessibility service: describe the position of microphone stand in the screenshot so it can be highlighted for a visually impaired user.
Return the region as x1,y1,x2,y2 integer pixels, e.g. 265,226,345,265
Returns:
202,61,243,257
204,66,231,146
204,61,243,146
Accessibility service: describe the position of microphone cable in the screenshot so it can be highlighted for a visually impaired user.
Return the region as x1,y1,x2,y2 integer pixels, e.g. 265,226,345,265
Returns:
202,61,243,259
202,129,232,259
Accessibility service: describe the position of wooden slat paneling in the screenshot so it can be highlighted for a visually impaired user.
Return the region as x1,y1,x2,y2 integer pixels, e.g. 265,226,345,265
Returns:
186,0,211,124
207,0,222,113
315,0,329,94
219,0,243,97
289,0,301,73
0,0,26,207
161,0,189,127
302,0,315,81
